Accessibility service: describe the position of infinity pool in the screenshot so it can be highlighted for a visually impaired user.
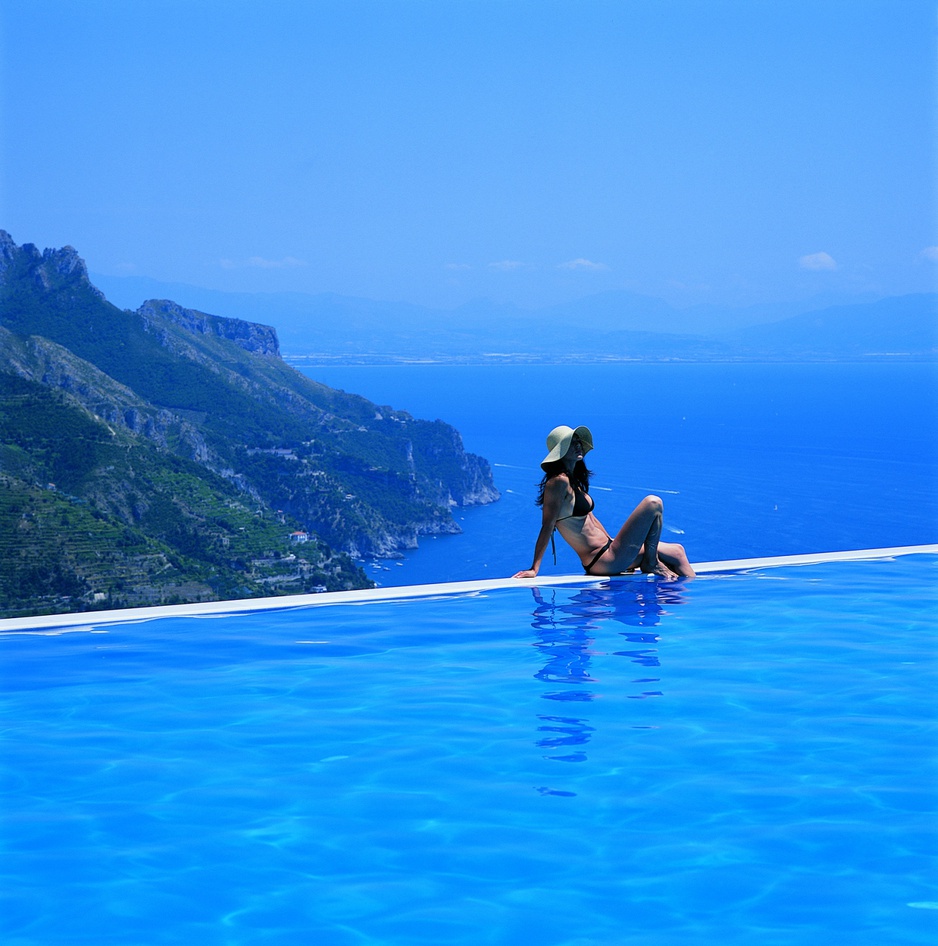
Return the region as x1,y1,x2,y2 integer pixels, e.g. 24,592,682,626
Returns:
2,552,937,946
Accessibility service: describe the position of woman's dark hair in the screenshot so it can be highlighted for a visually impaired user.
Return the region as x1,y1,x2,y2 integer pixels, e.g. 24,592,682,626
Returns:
536,459,592,506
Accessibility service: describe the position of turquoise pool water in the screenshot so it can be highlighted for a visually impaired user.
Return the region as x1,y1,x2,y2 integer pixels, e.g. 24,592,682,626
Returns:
2,554,937,945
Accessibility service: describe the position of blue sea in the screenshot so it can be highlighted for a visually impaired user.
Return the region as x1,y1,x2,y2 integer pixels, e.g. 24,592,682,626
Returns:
296,362,938,585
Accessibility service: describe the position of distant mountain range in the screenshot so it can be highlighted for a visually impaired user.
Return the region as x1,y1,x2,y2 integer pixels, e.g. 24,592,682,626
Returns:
0,232,498,617
92,273,937,363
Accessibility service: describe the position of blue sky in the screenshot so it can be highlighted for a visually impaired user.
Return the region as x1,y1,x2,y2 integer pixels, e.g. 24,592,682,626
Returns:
2,0,935,311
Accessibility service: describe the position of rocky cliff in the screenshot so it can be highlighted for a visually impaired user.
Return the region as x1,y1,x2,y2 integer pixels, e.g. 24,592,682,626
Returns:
138,298,281,356
0,230,104,298
0,230,499,616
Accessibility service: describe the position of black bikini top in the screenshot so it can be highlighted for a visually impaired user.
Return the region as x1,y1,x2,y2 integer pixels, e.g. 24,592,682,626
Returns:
556,485,594,521
547,480,594,564
550,484,594,564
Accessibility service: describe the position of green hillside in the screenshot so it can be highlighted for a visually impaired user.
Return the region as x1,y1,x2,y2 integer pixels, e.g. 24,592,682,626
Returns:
0,374,365,616
0,231,498,617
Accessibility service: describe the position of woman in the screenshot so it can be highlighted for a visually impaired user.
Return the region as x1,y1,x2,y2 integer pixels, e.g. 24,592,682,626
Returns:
513,425,695,580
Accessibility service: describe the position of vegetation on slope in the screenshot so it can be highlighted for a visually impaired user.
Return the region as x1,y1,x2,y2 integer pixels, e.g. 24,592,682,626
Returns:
0,231,498,617
0,375,366,616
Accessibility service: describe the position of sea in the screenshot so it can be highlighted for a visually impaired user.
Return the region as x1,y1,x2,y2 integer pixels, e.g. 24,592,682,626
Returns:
294,362,938,587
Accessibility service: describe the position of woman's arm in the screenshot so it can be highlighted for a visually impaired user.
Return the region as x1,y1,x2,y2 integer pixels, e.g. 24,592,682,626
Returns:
513,477,567,578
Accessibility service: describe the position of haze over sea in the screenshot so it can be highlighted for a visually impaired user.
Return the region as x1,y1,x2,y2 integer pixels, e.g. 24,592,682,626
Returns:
297,362,938,587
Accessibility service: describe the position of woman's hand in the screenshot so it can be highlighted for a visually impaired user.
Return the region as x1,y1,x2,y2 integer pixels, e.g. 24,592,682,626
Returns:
514,477,566,581
512,568,538,579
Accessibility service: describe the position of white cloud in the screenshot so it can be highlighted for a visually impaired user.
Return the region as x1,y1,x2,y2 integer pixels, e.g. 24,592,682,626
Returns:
220,256,307,270
246,255,307,269
488,260,525,271
559,258,609,271
445,262,472,271
918,246,938,263
798,251,837,271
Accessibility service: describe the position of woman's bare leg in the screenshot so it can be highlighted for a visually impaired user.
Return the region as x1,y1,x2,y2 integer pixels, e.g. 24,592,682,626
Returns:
624,540,694,578
658,542,695,578
609,495,677,578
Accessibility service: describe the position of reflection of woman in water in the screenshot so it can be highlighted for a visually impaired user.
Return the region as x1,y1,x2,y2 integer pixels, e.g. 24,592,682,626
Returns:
513,425,695,580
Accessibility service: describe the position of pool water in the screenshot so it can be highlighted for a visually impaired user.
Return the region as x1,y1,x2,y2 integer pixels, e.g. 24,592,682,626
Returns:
2,554,937,945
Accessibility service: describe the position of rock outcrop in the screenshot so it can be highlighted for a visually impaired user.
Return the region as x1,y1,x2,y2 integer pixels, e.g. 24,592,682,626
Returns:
138,299,280,357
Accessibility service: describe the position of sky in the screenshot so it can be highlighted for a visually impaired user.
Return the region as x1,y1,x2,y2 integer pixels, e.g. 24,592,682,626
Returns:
1,0,936,312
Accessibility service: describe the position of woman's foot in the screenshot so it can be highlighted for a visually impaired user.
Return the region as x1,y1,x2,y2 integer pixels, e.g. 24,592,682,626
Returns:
641,557,678,579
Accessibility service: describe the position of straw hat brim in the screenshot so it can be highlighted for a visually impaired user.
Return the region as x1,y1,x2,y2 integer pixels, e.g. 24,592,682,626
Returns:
541,425,594,470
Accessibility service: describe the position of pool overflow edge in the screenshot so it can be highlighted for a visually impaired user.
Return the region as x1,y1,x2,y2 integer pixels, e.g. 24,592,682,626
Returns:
1,544,936,634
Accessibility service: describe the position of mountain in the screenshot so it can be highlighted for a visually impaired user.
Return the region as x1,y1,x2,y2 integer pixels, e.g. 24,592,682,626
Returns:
91,273,937,362
0,232,498,617
724,294,938,358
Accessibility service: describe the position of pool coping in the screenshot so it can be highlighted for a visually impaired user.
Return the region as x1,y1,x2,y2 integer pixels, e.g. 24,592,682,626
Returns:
1,543,935,633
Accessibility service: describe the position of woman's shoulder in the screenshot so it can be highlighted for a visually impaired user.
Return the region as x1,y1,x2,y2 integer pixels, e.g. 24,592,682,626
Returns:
544,471,571,494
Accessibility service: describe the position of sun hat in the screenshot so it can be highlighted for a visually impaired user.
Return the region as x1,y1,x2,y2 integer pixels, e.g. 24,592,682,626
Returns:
541,425,594,470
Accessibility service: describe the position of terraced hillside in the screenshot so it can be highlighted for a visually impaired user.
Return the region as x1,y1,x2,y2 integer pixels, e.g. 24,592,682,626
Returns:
0,375,365,616
0,231,498,617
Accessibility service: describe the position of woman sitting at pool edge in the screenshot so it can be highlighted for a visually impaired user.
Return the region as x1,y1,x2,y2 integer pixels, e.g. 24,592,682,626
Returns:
512,425,695,580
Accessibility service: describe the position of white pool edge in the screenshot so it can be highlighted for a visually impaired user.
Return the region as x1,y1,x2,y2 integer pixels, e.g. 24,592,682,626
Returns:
2,544,936,634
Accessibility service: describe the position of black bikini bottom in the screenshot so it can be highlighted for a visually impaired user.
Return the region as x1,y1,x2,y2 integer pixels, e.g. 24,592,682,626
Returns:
584,538,613,575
